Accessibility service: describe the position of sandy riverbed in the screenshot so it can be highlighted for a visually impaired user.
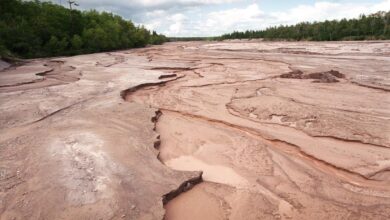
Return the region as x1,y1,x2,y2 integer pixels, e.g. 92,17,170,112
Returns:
1,41,389,219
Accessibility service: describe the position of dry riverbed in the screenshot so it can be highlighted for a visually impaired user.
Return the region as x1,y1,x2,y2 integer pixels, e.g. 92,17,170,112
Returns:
1,40,390,220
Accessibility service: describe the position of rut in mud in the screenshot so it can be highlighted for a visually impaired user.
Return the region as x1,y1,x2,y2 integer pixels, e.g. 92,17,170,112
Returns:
124,41,390,220
150,109,204,206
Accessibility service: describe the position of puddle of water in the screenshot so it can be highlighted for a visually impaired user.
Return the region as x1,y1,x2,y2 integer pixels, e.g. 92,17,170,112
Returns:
165,156,248,187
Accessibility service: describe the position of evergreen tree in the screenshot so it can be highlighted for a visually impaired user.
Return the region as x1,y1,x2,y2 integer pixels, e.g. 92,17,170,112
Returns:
0,0,167,58
220,11,390,41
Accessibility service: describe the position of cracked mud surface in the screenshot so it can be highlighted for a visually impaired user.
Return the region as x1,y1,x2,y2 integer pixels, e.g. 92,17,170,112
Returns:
1,41,390,220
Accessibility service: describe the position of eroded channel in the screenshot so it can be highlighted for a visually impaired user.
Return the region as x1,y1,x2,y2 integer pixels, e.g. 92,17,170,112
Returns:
2,41,388,220
125,42,390,220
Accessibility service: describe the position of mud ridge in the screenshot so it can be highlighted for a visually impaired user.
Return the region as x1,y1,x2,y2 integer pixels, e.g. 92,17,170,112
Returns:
225,102,389,149
149,109,204,210
159,74,177,79
272,138,385,183
211,55,294,67
96,53,126,67
248,88,388,118
280,69,345,83
159,108,388,188
120,75,184,100
35,68,57,77
151,109,163,162
224,103,390,176
310,135,389,149
0,67,54,88
121,72,207,210
276,49,323,55
181,75,280,88
29,97,94,124
192,70,204,78
366,167,390,179
351,81,390,92
0,78,45,88
0,57,26,71
150,67,193,72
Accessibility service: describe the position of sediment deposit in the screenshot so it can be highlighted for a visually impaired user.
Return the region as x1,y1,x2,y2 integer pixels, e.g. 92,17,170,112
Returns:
1,40,389,219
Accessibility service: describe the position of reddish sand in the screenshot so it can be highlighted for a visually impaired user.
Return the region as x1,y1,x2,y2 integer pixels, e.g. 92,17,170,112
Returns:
1,40,389,219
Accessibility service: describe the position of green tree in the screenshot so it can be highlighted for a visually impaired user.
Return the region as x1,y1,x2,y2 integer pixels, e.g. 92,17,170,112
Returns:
71,34,83,50
0,0,167,58
45,36,68,55
220,11,390,41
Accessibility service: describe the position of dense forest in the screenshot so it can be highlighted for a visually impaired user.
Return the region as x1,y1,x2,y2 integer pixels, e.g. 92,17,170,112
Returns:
0,0,167,58
169,37,216,41
220,11,390,41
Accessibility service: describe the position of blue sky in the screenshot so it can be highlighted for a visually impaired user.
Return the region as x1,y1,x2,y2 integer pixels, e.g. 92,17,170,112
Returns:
52,0,390,37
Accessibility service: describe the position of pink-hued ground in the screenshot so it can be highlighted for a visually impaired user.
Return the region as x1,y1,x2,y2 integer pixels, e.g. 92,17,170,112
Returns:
1,40,390,220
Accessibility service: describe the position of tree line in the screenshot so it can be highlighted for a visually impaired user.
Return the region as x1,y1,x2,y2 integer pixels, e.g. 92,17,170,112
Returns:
220,11,390,41
0,0,167,58
169,37,216,41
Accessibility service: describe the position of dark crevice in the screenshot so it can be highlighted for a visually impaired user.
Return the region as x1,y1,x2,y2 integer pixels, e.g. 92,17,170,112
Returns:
150,67,193,72
0,78,45,88
123,76,205,215
29,97,94,124
120,75,184,100
162,172,203,205
149,109,203,209
159,74,177,79
151,110,162,131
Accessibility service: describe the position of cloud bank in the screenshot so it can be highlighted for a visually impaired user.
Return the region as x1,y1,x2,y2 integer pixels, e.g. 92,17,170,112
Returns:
52,0,390,37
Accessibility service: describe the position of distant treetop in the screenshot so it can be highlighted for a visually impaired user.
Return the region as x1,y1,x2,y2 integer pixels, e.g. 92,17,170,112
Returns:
0,0,167,58
220,11,390,41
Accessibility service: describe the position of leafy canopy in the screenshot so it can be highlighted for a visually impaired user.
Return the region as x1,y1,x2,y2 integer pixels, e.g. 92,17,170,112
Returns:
0,0,167,58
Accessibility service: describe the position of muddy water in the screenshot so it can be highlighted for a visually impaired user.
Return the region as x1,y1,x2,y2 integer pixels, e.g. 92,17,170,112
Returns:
127,41,390,220
165,155,249,187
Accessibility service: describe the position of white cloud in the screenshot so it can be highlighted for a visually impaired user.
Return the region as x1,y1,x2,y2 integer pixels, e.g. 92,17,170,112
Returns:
50,0,390,37
167,13,187,35
179,0,390,37
271,0,390,25
70,0,241,9
204,4,265,32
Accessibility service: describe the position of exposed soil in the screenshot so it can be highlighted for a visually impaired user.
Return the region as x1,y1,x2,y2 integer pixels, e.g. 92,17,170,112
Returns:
1,41,390,220
280,69,345,83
